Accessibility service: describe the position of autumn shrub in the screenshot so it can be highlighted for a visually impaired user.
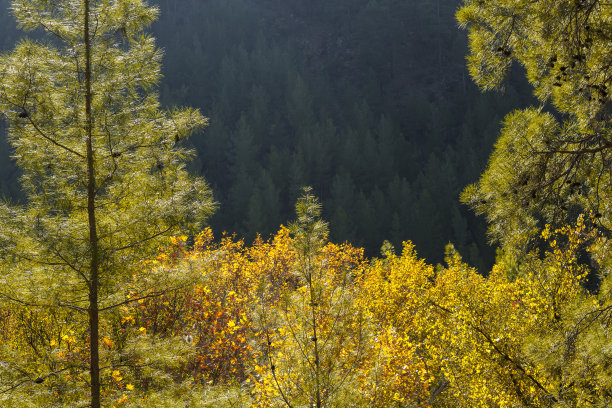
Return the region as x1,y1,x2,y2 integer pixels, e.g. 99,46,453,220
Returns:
421,216,606,407
356,241,438,407
120,226,305,389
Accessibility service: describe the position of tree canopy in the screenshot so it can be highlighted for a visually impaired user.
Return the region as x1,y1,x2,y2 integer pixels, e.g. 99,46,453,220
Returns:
459,0,611,256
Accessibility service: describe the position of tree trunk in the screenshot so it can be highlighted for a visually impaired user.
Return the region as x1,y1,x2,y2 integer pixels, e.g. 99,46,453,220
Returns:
83,0,101,407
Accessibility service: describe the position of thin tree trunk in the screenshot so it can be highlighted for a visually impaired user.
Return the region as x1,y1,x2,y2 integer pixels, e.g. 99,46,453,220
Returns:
83,1,101,407
307,262,322,408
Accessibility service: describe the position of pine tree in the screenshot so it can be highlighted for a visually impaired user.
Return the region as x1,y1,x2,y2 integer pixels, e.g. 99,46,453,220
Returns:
458,0,611,255
0,1,213,406
254,187,369,407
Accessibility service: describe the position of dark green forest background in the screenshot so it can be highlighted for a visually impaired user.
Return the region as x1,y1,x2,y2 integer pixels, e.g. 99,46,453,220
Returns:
0,0,535,267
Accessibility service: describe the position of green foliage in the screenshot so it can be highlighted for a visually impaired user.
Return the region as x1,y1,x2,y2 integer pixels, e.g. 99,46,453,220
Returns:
0,0,213,406
1,1,609,404
289,186,328,258
457,3,612,402
459,0,611,255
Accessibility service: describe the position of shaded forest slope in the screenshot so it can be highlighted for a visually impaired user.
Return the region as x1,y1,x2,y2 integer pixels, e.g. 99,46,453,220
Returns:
0,0,534,265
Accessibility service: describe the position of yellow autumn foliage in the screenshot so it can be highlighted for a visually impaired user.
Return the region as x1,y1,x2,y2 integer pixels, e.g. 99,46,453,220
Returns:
2,216,607,407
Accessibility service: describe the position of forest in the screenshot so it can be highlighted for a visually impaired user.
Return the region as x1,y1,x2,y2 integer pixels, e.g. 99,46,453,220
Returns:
0,0,541,268
0,0,610,407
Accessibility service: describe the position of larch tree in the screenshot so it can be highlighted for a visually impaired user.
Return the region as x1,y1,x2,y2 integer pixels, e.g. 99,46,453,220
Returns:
0,1,213,407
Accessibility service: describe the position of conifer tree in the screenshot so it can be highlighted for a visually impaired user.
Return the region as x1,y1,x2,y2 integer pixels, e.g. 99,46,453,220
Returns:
458,0,611,255
0,1,213,406
254,187,369,407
